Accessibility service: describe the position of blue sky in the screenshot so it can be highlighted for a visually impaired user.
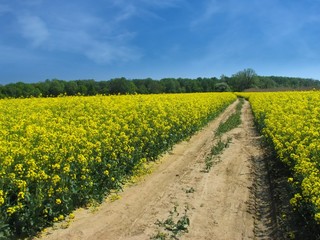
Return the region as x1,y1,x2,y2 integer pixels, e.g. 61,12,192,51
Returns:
1,0,320,84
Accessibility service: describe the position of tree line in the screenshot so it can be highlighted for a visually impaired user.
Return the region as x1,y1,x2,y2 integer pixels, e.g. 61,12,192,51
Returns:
0,69,319,98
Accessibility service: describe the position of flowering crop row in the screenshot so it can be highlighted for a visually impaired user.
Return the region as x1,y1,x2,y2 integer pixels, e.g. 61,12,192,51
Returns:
238,91,320,224
0,93,236,237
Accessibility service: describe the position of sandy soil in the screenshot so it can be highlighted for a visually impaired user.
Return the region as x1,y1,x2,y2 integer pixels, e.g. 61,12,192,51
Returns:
39,100,274,240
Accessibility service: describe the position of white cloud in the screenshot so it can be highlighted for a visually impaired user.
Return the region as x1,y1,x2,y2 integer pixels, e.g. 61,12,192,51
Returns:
138,0,183,8
85,41,141,64
190,0,221,28
189,0,251,28
113,0,182,9
36,13,141,64
4,0,184,65
18,15,49,47
12,2,142,64
114,4,137,23
110,0,184,22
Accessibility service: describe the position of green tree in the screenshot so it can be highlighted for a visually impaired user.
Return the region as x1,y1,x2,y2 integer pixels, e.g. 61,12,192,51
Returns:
48,79,65,96
215,82,231,92
160,78,182,93
85,80,98,95
257,76,277,89
228,68,258,91
35,80,51,96
97,81,109,95
65,81,78,95
3,83,22,97
132,79,149,94
146,79,164,93
108,78,137,94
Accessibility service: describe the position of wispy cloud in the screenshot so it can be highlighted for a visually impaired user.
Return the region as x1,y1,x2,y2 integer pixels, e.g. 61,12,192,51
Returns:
12,2,142,63
2,0,319,83
12,0,184,64
190,0,221,28
113,4,137,23
110,0,184,22
112,0,183,8
18,15,49,47
85,42,141,64
138,0,183,8
189,0,252,28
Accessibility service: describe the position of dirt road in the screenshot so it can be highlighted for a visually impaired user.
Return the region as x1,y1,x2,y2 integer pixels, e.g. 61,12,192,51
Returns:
40,100,274,240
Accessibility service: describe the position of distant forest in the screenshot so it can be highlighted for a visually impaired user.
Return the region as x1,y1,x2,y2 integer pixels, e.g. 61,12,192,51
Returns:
1,69,319,98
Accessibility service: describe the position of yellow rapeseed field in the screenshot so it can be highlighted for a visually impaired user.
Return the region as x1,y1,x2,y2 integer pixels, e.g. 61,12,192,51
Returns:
238,91,320,224
0,93,236,238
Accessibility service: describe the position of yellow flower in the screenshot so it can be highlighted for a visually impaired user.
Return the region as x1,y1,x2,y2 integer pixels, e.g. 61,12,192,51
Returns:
7,207,17,216
0,93,238,232
17,192,25,200
52,163,61,170
315,213,320,224
0,190,4,206
52,175,61,184
14,163,24,173
242,91,320,223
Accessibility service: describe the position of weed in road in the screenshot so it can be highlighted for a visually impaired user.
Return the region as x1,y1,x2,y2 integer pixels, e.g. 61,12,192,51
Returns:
203,98,244,172
185,187,195,194
204,137,231,172
215,98,244,137
151,205,190,239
